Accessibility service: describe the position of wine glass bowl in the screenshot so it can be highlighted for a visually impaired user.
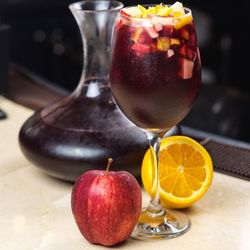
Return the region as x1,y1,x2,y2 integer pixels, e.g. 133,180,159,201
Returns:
111,6,201,133
110,4,201,240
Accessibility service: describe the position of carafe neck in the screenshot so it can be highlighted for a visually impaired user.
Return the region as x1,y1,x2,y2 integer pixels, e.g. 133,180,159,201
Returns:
69,1,123,89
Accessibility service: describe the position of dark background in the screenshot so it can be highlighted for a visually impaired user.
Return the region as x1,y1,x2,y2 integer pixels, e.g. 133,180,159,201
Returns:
0,0,250,142
0,0,249,91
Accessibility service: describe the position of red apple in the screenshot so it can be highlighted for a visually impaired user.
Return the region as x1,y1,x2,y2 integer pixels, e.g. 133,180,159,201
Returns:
71,159,142,246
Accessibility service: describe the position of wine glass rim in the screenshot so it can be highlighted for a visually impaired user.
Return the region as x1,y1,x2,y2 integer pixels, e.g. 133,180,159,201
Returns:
120,4,192,20
69,0,124,13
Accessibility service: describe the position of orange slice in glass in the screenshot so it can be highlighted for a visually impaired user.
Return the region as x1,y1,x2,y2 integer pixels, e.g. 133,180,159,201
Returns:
174,14,193,29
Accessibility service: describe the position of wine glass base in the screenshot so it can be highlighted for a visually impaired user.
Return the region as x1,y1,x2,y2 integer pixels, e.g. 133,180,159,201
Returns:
131,208,191,240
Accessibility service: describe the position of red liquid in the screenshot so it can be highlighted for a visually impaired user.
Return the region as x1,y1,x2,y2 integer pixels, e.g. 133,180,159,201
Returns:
110,18,201,130
19,83,147,181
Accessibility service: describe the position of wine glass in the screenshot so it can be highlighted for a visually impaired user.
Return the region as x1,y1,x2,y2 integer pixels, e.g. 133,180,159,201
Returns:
110,4,201,239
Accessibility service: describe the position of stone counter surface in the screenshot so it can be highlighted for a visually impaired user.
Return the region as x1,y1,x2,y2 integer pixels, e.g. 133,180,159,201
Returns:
0,96,250,250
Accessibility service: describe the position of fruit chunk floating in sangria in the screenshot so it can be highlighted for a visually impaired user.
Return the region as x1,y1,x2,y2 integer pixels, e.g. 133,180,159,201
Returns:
111,2,201,130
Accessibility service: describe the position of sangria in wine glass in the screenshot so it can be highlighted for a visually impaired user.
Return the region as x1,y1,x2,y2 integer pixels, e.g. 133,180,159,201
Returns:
110,2,201,239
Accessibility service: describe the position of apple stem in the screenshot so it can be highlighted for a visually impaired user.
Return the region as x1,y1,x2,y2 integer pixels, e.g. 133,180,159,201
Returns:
106,158,113,174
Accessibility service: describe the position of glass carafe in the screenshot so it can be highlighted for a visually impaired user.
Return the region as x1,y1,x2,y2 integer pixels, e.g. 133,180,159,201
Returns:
19,0,147,182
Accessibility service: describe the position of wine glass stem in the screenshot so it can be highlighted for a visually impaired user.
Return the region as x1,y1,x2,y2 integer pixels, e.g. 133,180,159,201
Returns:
133,129,191,239
145,131,163,215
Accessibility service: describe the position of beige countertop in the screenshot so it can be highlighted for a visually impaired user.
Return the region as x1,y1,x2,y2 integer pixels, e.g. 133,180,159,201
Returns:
0,96,250,250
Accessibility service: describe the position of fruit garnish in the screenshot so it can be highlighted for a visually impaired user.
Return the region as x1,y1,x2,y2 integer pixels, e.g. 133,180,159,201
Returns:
131,27,143,43
150,16,174,26
170,38,180,46
121,7,142,18
132,43,151,56
174,14,193,29
139,2,185,17
138,2,185,18
138,5,158,18
169,1,185,16
141,136,213,208
122,2,187,18
154,23,163,32
157,37,170,51
145,27,159,39
131,28,152,44
179,28,190,40
178,57,194,79
166,49,174,58
157,5,172,17
121,2,192,30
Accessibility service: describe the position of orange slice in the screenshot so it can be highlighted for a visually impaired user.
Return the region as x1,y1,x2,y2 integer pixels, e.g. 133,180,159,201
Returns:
174,14,193,29
141,136,213,208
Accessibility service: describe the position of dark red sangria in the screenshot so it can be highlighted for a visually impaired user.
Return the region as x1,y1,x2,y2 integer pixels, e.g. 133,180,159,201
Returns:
110,2,201,130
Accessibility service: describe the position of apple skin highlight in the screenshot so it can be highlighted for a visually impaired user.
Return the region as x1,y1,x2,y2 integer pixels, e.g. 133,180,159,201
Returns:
71,170,142,246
